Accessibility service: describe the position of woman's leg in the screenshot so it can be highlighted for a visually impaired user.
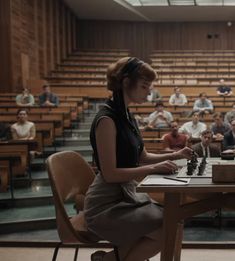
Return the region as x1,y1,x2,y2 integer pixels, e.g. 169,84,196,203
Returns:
124,228,162,261
102,228,162,261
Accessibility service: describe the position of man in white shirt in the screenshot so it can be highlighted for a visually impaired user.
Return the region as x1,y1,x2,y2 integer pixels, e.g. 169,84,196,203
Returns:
179,112,207,139
147,88,161,103
147,100,173,128
169,87,187,106
193,92,214,116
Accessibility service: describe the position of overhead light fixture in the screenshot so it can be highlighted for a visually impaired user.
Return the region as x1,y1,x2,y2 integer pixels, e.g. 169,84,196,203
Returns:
169,0,195,5
124,0,235,6
123,0,169,6
124,0,142,6
196,0,222,6
224,0,235,6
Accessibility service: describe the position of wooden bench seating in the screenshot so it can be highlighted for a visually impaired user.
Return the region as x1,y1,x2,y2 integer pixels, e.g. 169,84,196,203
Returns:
0,142,32,176
0,160,9,192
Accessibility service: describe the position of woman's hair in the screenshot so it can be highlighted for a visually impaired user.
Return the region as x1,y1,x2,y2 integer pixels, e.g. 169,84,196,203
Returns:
16,108,28,116
107,57,156,91
155,100,164,107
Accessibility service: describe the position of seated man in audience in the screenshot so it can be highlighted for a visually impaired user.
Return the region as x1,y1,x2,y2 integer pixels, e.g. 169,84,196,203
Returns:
223,119,235,150
11,108,36,140
193,92,214,116
163,120,189,152
39,84,59,107
147,88,161,103
179,111,207,139
16,88,35,107
217,78,232,96
192,129,221,158
169,86,187,106
224,103,235,125
146,100,173,129
210,112,231,141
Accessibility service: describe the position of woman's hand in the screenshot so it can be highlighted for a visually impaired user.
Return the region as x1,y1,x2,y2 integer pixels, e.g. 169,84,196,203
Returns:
175,147,193,160
151,160,178,175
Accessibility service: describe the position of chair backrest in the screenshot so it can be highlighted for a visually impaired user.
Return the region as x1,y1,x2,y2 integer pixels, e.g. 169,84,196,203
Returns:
47,150,95,243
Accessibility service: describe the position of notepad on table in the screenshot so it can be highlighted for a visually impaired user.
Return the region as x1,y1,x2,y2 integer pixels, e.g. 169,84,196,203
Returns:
141,175,190,186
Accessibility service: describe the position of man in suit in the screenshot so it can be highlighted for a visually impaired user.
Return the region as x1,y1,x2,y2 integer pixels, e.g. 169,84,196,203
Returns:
192,129,221,158
223,119,235,150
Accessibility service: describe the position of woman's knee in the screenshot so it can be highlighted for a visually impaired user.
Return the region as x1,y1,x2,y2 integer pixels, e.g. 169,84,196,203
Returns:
146,227,162,241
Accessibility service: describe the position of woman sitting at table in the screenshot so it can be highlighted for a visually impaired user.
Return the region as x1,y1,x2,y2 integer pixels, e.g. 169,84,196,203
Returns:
84,57,192,261
11,108,36,140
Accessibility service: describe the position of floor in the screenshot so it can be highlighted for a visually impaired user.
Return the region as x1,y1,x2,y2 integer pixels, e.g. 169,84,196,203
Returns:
1,247,235,261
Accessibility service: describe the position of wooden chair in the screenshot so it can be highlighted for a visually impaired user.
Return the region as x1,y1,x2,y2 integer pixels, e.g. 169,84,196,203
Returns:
46,151,120,261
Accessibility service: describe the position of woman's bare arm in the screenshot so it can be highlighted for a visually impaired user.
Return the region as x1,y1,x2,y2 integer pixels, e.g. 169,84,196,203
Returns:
96,117,178,183
140,146,192,165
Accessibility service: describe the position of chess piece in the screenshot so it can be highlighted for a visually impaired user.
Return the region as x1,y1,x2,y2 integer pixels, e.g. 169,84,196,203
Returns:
187,151,198,175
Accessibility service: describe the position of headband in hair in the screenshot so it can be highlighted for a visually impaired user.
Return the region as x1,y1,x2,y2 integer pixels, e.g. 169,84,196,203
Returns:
121,57,144,77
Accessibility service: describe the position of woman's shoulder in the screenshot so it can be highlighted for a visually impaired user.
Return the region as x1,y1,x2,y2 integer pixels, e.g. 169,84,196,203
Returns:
26,121,35,127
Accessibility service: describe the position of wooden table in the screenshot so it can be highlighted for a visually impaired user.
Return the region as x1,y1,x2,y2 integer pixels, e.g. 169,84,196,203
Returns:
137,173,235,261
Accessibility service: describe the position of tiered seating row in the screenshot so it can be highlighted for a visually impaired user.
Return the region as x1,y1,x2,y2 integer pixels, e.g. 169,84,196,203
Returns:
151,50,235,86
45,49,131,98
0,94,89,191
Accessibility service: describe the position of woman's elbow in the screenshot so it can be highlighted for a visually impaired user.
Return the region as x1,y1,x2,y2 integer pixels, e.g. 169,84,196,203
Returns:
101,170,118,183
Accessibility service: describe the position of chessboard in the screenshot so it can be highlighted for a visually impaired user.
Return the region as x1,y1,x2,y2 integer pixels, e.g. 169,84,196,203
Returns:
176,155,227,178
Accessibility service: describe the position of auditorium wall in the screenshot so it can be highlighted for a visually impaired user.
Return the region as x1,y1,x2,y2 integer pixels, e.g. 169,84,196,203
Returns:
0,0,12,92
76,20,235,61
0,0,77,92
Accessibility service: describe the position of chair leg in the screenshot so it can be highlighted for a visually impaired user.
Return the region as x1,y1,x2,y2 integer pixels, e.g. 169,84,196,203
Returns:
52,242,62,261
73,246,79,261
174,222,184,261
114,246,120,261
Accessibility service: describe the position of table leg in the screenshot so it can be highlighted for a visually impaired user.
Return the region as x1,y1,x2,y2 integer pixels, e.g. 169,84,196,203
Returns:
160,192,181,261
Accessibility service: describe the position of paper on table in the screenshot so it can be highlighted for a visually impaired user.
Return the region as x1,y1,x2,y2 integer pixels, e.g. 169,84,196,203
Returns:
141,175,190,186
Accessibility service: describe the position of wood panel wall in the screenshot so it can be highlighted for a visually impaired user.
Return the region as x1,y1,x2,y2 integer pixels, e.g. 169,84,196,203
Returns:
0,0,77,92
77,21,235,61
0,0,12,92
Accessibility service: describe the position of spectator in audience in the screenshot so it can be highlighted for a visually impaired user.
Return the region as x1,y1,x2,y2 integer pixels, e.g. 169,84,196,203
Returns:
192,129,221,158
210,112,231,141
224,103,235,125
146,100,173,129
223,119,235,150
163,120,189,151
16,88,35,107
0,123,11,141
193,92,214,116
169,87,187,106
11,108,36,140
147,88,161,103
39,84,59,107
217,78,232,96
179,111,207,139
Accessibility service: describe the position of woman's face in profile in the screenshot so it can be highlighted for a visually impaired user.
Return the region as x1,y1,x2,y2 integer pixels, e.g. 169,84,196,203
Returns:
127,79,153,104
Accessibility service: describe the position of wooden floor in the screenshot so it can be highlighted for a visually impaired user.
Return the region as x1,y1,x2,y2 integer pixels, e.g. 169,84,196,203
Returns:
1,247,235,261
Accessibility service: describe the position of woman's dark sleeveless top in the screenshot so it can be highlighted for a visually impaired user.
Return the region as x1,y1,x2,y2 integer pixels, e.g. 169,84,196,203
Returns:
90,99,144,171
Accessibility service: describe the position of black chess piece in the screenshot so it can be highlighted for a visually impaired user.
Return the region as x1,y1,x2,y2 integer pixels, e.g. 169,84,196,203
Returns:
187,151,198,175
197,156,207,176
187,162,194,176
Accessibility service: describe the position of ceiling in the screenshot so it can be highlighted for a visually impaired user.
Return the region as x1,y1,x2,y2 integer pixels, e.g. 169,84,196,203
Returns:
64,0,235,22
